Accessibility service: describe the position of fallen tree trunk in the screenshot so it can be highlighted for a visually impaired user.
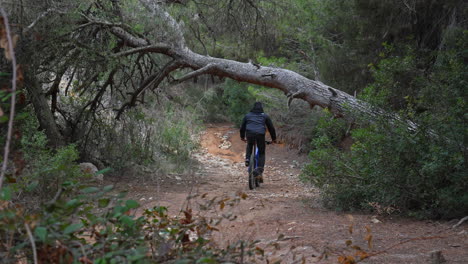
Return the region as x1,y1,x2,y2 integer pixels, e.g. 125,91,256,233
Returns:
115,37,344,111
109,27,416,130
110,27,362,115
177,49,370,118
105,1,406,123
73,0,420,131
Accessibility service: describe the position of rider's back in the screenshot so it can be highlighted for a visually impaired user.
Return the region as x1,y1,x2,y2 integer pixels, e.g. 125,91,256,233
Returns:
244,112,268,135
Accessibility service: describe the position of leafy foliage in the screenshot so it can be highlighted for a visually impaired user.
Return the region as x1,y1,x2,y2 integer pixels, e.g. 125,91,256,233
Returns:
96,104,201,174
221,79,256,126
1,113,84,210
303,27,467,218
1,7,465,264
0,181,281,263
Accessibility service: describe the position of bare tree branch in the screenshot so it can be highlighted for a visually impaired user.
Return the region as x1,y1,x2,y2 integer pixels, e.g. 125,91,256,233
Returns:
24,223,38,264
115,60,182,119
0,7,18,191
23,8,67,34
112,44,172,57
452,216,468,229
172,63,215,83
138,0,187,48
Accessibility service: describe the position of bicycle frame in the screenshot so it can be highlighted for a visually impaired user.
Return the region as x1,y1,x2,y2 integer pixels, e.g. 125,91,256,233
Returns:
253,145,260,170
247,140,271,190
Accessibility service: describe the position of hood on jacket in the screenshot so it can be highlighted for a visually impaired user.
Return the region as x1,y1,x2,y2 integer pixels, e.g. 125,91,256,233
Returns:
251,102,264,113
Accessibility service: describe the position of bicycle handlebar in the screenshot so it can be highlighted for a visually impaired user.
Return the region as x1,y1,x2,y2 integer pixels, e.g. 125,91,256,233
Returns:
242,139,274,144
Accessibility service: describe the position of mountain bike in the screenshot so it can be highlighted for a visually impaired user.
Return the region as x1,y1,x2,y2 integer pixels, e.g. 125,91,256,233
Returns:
247,140,272,190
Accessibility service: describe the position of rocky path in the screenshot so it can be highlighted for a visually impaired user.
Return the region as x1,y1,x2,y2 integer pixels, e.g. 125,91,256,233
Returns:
114,124,467,263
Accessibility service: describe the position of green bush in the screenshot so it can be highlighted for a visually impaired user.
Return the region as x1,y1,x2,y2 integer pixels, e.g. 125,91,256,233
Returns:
302,31,467,218
221,79,256,126
92,102,201,174
197,85,230,123
12,113,84,207
0,182,275,263
303,112,467,218
158,107,200,163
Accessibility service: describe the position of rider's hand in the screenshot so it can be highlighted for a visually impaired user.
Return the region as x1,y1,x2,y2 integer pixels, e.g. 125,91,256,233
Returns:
241,138,246,142
272,139,277,144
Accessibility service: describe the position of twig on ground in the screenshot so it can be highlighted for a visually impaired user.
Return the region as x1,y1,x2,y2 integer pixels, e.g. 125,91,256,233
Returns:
25,223,38,264
364,235,449,260
452,216,468,229
264,235,303,244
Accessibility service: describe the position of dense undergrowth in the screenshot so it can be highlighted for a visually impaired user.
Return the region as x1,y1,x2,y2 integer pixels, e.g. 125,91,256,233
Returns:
302,30,467,219
1,176,277,263
0,101,272,263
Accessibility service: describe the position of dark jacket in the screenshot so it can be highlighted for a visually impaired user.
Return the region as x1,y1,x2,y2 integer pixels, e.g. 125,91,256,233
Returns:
240,103,276,140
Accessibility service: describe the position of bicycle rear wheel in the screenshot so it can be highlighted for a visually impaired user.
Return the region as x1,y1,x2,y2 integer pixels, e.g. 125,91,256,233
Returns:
254,147,260,187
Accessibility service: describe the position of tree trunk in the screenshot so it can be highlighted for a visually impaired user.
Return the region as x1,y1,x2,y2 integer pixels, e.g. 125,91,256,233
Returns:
177,49,367,118
110,30,415,129
82,2,419,131
24,72,65,148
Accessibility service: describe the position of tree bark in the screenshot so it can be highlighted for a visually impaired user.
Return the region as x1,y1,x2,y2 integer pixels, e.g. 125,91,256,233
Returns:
110,29,415,129
76,2,421,132
24,72,65,148
176,49,365,117
102,0,397,122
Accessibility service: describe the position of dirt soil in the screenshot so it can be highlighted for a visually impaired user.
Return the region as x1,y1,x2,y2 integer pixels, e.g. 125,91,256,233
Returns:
110,123,468,263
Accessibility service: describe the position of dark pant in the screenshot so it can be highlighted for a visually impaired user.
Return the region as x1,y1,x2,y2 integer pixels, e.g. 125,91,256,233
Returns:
246,133,266,173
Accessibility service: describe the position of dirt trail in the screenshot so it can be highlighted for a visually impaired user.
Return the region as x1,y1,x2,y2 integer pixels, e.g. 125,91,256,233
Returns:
115,124,467,263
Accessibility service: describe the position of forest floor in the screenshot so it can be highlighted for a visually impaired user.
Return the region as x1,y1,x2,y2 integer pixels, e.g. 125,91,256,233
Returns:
110,123,467,264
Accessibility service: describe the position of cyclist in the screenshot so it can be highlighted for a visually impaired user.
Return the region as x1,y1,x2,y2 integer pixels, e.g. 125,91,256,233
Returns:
240,102,277,180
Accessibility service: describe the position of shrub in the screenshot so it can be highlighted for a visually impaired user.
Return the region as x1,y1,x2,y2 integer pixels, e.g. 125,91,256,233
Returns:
10,112,84,209
221,79,256,126
302,32,467,218
303,111,467,218
0,183,278,263
85,100,201,175
197,85,230,123
158,107,200,164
